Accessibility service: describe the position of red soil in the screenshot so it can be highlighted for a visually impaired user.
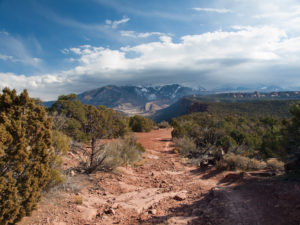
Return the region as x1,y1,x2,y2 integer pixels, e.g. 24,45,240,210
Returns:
19,128,300,225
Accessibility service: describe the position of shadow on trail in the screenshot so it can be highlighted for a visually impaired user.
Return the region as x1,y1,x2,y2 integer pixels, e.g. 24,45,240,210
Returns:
140,174,300,225
190,167,223,180
140,194,208,225
159,138,172,142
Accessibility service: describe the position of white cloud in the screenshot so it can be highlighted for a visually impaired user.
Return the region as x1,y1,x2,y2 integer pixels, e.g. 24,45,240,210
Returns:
106,17,130,29
3,25,300,100
70,48,82,55
0,32,42,68
61,48,70,54
0,54,14,61
221,0,300,34
120,30,165,38
193,7,232,13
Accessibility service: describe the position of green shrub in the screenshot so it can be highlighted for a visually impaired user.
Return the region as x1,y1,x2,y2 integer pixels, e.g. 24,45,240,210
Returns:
158,121,170,128
129,115,154,132
0,88,55,224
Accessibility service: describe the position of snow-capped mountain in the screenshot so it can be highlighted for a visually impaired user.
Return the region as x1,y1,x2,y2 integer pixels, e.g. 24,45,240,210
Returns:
77,84,205,116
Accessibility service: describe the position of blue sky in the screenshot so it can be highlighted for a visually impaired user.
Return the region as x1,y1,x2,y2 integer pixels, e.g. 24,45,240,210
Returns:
1,0,300,100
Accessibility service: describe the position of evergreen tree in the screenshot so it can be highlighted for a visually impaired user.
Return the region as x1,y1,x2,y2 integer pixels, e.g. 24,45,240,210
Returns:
50,94,129,173
129,115,154,132
0,88,53,224
85,105,108,169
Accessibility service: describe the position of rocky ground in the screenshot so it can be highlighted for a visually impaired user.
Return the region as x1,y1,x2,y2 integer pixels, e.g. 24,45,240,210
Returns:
19,128,300,225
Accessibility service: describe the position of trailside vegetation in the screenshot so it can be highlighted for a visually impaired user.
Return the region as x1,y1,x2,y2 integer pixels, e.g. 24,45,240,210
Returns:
171,101,300,174
0,90,150,224
129,115,154,132
50,94,131,173
92,136,145,171
0,88,54,224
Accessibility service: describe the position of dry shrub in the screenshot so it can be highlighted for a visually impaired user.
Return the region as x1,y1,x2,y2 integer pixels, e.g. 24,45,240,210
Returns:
173,137,198,158
95,136,145,170
217,153,265,171
52,175,83,194
248,158,266,170
73,195,83,205
267,158,284,172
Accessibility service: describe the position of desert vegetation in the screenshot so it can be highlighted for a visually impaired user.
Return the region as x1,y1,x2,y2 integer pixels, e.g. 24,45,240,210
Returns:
0,90,151,224
0,88,61,224
1,87,300,225
171,101,300,174
129,115,155,132
49,94,134,173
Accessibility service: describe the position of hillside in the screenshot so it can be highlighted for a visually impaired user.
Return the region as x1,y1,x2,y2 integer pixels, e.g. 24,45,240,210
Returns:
151,93,300,122
201,91,300,102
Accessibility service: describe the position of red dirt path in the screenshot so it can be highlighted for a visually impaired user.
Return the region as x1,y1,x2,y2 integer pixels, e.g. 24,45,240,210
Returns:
19,128,300,225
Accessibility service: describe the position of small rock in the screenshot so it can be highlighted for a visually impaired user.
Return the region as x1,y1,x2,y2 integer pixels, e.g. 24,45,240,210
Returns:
102,215,108,220
174,193,186,201
70,170,76,177
105,208,115,215
148,209,157,215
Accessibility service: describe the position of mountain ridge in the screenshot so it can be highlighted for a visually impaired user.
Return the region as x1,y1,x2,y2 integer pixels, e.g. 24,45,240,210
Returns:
44,85,300,117
151,91,300,122
76,84,205,116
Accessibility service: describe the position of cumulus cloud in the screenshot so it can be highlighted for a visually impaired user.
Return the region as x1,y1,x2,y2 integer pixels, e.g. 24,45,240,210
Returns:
193,7,232,13
106,17,130,29
2,25,300,100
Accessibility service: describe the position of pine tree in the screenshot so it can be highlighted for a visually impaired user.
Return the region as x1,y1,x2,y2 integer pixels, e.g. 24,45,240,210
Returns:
0,88,52,224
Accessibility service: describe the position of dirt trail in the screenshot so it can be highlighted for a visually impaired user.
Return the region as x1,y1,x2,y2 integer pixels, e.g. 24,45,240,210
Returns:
20,129,300,225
